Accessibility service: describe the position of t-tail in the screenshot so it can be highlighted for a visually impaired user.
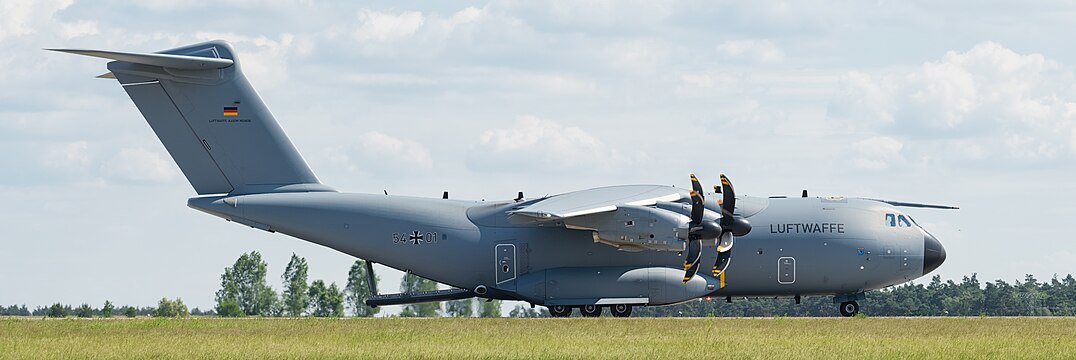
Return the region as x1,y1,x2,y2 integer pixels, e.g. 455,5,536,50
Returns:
50,40,334,196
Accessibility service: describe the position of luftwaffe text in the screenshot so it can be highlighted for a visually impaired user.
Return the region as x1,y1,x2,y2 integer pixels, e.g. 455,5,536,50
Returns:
769,223,845,234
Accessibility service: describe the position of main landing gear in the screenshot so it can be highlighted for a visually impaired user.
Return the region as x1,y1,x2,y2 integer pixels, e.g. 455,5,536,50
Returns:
549,305,572,317
546,304,635,318
610,304,633,317
580,305,602,317
839,301,860,317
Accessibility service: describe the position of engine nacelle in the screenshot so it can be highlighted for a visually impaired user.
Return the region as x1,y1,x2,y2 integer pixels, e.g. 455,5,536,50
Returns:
562,205,689,252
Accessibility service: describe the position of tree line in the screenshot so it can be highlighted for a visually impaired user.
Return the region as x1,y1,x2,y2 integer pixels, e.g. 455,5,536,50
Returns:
209,251,509,318
635,273,1076,317
0,298,196,318
5,250,1074,318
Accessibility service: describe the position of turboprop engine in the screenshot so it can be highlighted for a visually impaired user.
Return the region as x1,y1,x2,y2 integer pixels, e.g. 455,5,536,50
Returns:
561,204,702,252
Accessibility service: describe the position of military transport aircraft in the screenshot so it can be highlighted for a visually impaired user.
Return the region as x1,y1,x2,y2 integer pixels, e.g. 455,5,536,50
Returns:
54,41,951,317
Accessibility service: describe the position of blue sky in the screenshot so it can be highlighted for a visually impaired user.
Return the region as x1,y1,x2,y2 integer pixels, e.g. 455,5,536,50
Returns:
3,0,1076,314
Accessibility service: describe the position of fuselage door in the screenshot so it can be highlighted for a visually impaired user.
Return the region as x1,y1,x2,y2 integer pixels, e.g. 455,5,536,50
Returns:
778,257,796,284
495,243,517,284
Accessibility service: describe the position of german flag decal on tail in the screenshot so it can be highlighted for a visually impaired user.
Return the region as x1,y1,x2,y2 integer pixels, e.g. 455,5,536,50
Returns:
223,106,238,116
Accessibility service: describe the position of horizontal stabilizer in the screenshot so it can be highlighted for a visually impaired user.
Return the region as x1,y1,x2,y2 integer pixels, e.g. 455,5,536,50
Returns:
46,48,234,70
863,198,959,210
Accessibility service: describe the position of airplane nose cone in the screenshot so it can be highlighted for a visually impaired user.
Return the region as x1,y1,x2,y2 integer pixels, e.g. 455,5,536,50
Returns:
923,232,946,275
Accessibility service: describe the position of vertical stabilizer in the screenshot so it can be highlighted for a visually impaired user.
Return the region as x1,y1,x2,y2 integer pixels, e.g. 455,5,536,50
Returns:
52,41,332,195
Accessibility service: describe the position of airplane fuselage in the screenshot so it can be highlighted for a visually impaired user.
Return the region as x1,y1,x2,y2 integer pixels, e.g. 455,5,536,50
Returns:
189,190,943,308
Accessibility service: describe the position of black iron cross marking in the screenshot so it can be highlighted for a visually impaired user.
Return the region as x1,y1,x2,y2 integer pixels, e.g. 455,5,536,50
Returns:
409,231,423,245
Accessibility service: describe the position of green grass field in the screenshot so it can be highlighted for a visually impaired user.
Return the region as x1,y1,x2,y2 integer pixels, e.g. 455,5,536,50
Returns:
1,317,1074,359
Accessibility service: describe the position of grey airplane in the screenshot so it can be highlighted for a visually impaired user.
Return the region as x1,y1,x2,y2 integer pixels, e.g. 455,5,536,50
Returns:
54,41,951,317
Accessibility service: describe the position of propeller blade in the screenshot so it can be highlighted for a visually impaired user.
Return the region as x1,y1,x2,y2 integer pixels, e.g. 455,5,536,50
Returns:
712,249,731,276
719,174,752,236
683,237,702,283
718,232,734,253
690,173,704,194
719,174,736,227
689,174,704,225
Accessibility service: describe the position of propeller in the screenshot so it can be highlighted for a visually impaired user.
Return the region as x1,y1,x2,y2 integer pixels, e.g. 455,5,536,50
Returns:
712,174,752,277
683,174,721,283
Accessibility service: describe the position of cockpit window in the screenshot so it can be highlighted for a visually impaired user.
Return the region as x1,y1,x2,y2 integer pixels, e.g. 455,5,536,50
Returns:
885,213,916,228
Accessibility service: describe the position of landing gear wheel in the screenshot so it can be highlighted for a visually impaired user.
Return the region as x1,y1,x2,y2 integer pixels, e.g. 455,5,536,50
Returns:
580,305,602,317
839,301,860,317
610,304,633,318
549,305,572,318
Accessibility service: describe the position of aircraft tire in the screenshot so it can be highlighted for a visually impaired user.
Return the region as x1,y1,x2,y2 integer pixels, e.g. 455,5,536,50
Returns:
580,305,602,317
610,304,632,318
549,305,572,318
839,301,860,317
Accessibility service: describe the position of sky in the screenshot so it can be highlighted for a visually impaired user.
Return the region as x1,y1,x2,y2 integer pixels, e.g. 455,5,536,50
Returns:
2,0,1076,314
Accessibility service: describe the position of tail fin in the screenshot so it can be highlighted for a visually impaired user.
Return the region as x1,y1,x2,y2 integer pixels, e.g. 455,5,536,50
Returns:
51,40,332,195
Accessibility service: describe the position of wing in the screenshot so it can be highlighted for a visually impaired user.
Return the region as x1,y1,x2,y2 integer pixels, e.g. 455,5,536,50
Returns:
509,185,687,220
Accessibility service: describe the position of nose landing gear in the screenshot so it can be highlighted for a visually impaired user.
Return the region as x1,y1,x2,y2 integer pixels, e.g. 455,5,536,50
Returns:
834,292,865,317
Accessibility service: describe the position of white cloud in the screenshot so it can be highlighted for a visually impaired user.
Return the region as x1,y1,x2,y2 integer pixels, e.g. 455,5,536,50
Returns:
192,32,300,88
43,141,93,170
543,0,673,27
444,7,484,28
828,42,1076,163
129,0,314,12
346,7,505,58
0,0,71,42
356,10,425,42
827,71,898,129
57,20,98,39
468,115,625,172
850,136,903,171
676,72,741,97
717,39,784,63
355,131,434,170
502,72,597,96
1071,128,1076,154
602,39,670,74
101,147,178,183
337,72,437,87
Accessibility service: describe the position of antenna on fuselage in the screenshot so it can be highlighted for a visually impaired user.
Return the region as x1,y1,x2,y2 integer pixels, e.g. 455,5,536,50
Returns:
515,191,524,202
802,189,808,198
443,191,449,199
